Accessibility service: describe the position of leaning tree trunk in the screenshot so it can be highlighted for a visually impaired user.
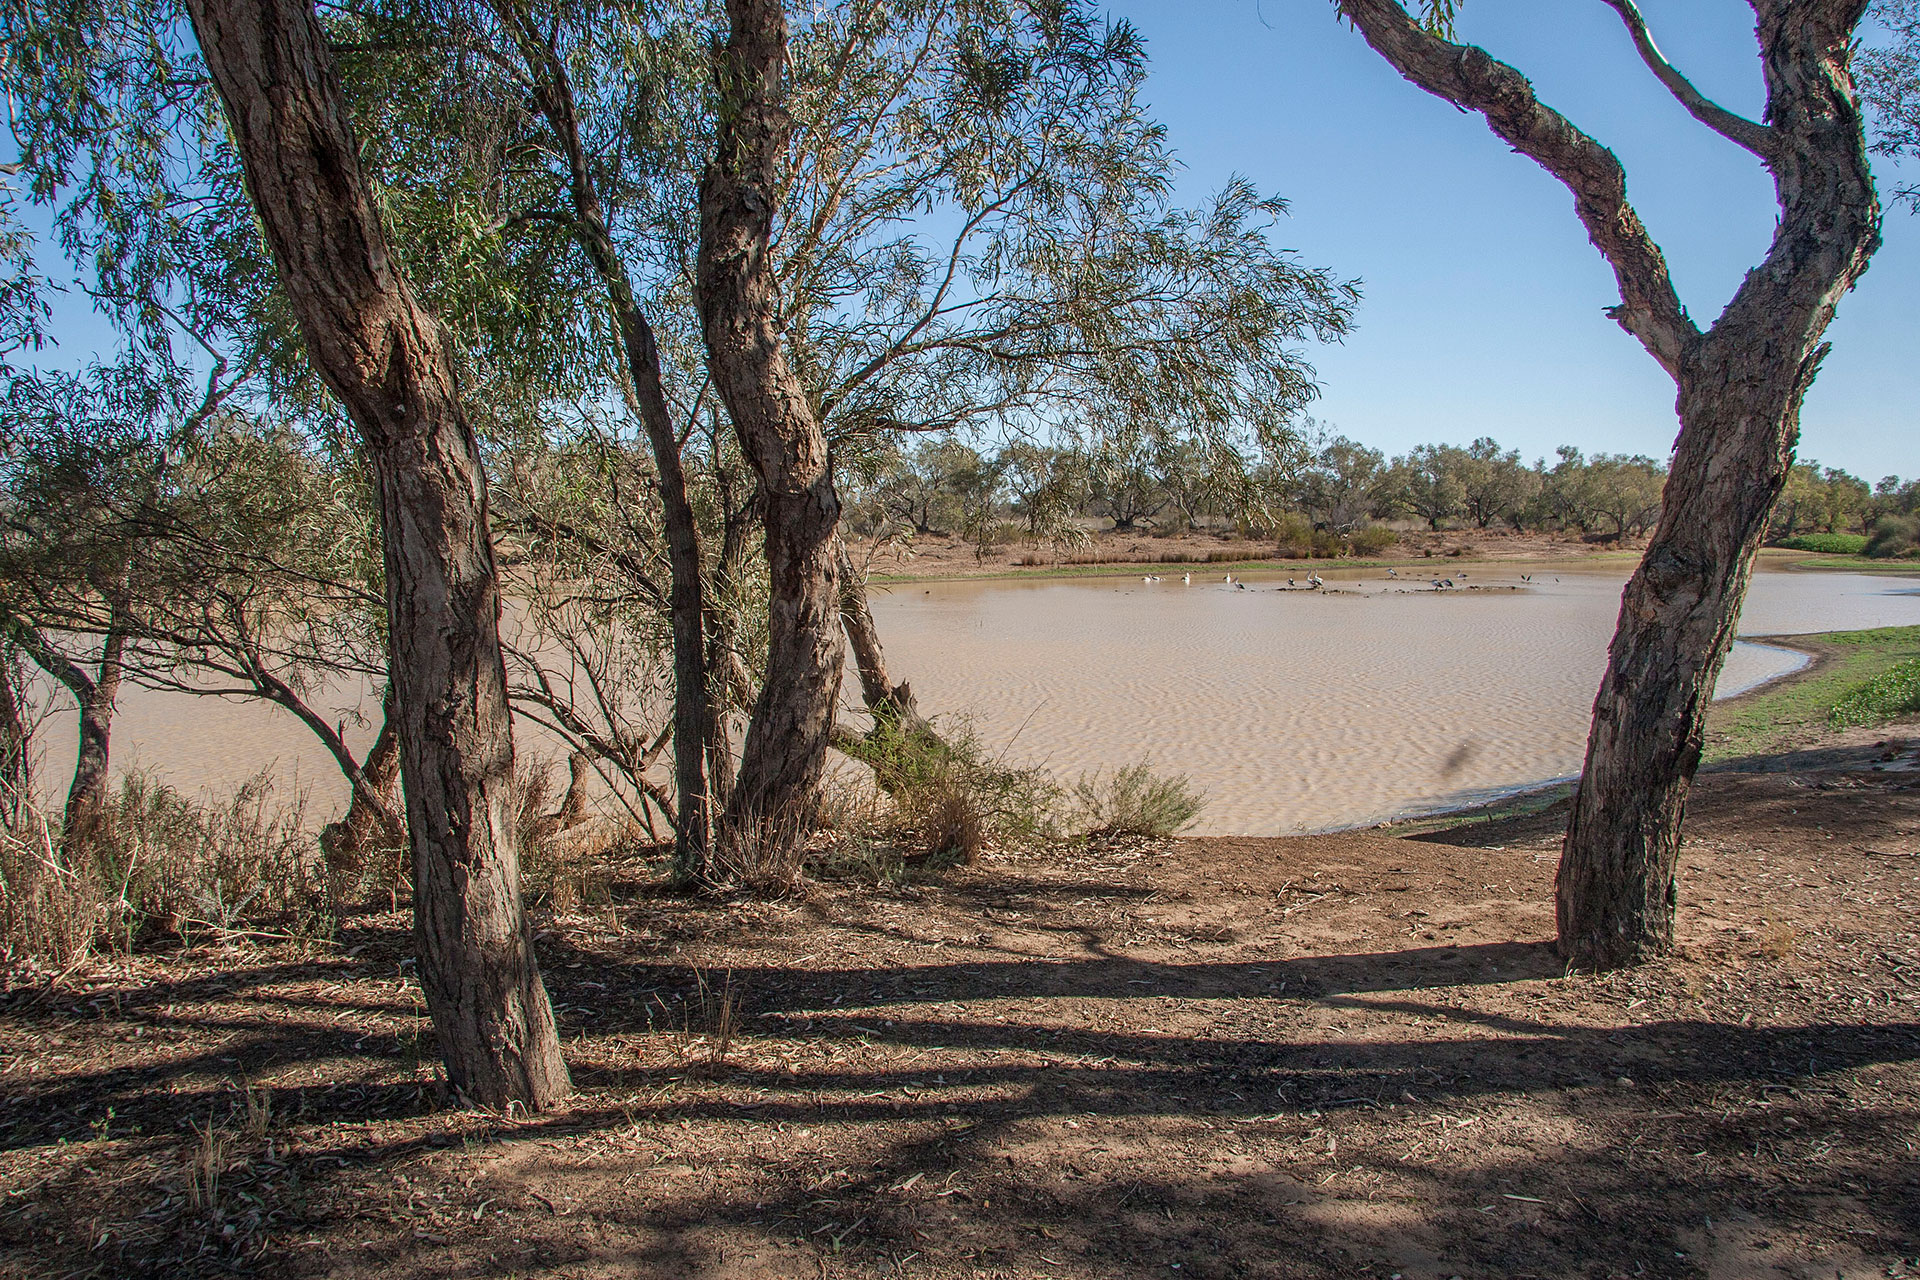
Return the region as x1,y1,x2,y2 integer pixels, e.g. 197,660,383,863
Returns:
185,0,569,1109
699,0,844,837
1335,0,1881,970
836,539,929,736
13,620,125,851
62,621,124,849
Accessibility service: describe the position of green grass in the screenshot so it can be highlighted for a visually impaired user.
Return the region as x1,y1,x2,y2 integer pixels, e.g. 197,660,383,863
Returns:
1705,625,1920,761
1773,532,1869,555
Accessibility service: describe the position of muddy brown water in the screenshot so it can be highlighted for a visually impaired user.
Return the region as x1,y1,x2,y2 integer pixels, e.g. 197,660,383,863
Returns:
29,562,1920,835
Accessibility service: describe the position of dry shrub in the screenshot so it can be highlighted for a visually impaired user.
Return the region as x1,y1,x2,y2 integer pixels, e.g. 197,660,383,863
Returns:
512,756,648,911
0,771,322,961
712,801,813,894
0,801,94,964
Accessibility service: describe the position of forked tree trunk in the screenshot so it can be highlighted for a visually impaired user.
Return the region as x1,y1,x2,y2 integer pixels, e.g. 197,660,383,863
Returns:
63,622,124,847
699,0,844,835
1336,0,1880,969
185,0,569,1109
14,619,125,849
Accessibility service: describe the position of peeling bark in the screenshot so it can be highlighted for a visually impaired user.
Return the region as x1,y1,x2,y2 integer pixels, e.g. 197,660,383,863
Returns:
185,0,570,1108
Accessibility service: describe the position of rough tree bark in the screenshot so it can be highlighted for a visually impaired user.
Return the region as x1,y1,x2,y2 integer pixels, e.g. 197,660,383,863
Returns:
1336,0,1881,968
184,0,570,1108
317,688,405,901
699,0,845,835
487,0,717,879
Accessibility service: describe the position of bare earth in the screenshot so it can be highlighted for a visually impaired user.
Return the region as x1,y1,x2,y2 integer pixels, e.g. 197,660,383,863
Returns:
3,731,1918,1279
858,527,1642,579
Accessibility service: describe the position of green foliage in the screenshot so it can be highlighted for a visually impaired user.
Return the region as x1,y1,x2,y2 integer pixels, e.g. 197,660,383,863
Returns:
1071,762,1204,839
1774,532,1869,554
835,719,1064,867
1829,656,1920,729
1867,515,1920,559
1861,0,1920,213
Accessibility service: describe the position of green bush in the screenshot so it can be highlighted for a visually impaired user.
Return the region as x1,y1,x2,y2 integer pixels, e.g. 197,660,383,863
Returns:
1071,762,1205,839
1349,525,1397,555
1866,515,1920,559
1828,657,1920,730
828,719,1064,873
1271,512,1315,558
1775,532,1868,554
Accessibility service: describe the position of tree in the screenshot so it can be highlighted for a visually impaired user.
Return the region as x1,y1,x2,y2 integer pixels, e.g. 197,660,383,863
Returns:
184,0,570,1108
1385,443,1466,529
1298,433,1388,535
699,0,845,842
1458,436,1537,529
1336,0,1881,968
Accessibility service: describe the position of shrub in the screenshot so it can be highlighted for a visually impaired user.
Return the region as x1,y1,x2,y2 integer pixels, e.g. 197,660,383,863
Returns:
1866,515,1920,559
825,719,1064,876
1828,657,1920,730
1349,525,1397,556
1,771,323,961
1071,762,1205,839
1774,532,1869,554
1272,512,1315,558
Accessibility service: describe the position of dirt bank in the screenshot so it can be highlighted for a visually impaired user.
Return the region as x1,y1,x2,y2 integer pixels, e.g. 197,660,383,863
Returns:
4,713,1918,1279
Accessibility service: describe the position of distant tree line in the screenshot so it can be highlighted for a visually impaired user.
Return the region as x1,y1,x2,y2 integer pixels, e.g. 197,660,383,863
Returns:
846,429,1920,557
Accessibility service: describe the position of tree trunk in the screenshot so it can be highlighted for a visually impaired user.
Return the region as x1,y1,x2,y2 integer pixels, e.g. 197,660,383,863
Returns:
699,0,844,835
185,0,570,1109
319,689,405,903
488,0,717,880
1555,4,1880,969
1334,0,1881,971
836,539,929,735
62,621,124,848
0,647,29,826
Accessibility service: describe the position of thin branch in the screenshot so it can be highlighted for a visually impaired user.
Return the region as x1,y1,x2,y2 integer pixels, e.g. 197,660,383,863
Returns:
1598,0,1779,161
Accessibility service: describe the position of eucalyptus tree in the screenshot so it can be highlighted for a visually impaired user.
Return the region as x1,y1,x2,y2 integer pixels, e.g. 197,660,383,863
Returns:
1297,432,1389,535
183,0,571,1109
1335,0,1881,967
703,0,1354,815
1457,437,1535,530
1384,443,1466,530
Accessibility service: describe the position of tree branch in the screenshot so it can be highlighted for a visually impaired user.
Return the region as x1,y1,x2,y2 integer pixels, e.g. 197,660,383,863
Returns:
1598,0,1779,160
1336,0,1700,378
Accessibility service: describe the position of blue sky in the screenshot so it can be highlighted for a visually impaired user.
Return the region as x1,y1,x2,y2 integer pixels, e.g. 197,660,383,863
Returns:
1105,0,1918,480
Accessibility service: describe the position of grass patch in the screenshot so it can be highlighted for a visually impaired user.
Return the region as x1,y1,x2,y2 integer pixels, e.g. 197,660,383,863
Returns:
1705,625,1920,761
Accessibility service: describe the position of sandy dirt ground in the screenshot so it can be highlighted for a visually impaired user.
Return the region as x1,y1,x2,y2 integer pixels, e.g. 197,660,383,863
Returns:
855,527,1642,580
3,716,1918,1280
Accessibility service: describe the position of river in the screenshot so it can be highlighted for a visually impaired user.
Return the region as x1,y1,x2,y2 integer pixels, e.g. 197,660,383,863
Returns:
27,560,1920,835
864,560,1920,834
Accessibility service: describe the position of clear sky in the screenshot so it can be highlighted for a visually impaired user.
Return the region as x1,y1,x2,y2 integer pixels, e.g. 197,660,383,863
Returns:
1104,0,1918,480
